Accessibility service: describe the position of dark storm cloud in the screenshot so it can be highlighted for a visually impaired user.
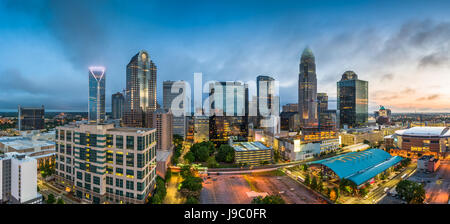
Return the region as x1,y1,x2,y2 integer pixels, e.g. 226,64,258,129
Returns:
5,0,109,68
0,69,41,94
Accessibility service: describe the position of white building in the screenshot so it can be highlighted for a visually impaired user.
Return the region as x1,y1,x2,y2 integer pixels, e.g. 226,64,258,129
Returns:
0,152,42,204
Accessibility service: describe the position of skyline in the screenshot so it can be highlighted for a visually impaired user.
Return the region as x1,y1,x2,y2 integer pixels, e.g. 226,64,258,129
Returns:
1,0,450,112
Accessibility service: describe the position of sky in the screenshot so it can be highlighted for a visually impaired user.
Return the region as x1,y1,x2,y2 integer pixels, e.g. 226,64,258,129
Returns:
1,0,450,113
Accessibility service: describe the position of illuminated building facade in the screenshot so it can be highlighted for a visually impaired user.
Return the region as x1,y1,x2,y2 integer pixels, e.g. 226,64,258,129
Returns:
123,50,157,128
88,67,106,123
337,71,368,129
54,123,157,204
194,116,209,143
232,141,273,166
392,127,449,159
298,47,318,128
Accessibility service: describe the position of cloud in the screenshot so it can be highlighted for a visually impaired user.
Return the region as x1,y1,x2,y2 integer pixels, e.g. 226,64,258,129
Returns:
418,52,449,67
5,0,109,69
417,94,440,101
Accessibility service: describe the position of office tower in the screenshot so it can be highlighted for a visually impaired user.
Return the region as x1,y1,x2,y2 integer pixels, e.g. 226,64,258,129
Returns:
151,109,173,151
208,81,249,144
88,66,106,123
317,93,337,131
256,75,280,134
282,103,298,113
317,93,328,113
0,152,42,204
337,71,368,129
54,123,157,204
298,47,318,128
17,105,45,131
163,80,189,138
193,116,209,143
209,81,248,116
112,92,125,120
123,50,157,128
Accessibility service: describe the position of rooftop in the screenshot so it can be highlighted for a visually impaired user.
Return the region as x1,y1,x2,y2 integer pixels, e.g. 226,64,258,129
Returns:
309,148,403,186
395,127,450,137
233,141,271,152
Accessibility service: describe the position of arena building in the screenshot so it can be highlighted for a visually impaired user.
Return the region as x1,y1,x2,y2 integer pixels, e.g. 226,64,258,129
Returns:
391,127,449,159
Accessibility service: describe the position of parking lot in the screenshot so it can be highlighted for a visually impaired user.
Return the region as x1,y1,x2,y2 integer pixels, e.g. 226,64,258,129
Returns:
199,173,327,204
407,161,450,204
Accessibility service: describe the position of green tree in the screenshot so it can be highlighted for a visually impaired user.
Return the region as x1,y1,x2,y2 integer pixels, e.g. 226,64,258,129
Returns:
311,176,318,190
183,151,195,164
317,180,324,193
165,169,172,181
181,176,203,192
251,195,285,204
46,194,56,204
301,164,308,172
396,180,425,204
56,198,65,204
304,174,310,186
215,144,235,163
207,156,219,168
273,149,281,163
186,196,199,204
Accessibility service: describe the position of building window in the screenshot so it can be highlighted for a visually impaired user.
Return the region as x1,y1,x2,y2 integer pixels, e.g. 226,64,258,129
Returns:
126,136,135,150
116,153,123,165
126,153,134,167
116,135,123,149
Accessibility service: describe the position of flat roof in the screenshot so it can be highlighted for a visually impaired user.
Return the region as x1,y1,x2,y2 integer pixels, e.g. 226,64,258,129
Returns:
395,127,450,137
233,141,271,152
309,148,403,186
0,136,54,150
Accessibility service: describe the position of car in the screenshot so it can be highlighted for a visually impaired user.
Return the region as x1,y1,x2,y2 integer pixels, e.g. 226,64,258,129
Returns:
279,191,285,194
290,188,294,191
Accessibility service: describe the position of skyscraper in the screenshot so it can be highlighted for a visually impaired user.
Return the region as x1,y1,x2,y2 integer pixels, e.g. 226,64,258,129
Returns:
298,47,318,128
256,75,280,134
337,71,368,129
112,92,125,120
17,105,45,131
88,66,106,123
163,80,189,137
317,93,328,113
123,50,157,128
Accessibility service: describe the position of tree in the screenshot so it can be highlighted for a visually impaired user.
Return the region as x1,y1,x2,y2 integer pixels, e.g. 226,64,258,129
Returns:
183,152,195,164
311,176,318,190
56,198,65,204
396,180,425,204
207,156,219,168
273,149,281,163
301,164,308,172
181,176,203,192
216,144,235,163
251,195,285,204
165,169,172,181
46,194,56,204
304,174,310,186
317,180,324,193
186,196,199,204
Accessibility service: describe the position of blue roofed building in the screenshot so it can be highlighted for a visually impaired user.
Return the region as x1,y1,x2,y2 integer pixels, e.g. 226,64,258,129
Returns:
309,148,403,186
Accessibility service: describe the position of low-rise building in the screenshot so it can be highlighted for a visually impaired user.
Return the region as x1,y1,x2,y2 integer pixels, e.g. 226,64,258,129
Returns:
232,141,272,166
0,152,42,204
417,155,440,172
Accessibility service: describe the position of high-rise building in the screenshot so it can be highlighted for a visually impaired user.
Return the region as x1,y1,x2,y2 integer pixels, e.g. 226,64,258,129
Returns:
88,67,106,123
112,92,125,120
17,105,45,131
194,116,209,143
209,81,248,116
256,75,280,134
337,71,368,129
375,105,391,125
298,47,318,128
282,103,298,113
0,152,42,204
123,50,157,128
54,123,157,204
317,93,328,113
208,81,249,144
151,109,173,151
163,80,189,138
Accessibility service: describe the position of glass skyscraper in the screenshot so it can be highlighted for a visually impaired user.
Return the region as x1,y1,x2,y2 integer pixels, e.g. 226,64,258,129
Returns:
123,50,157,128
337,71,368,129
111,92,124,120
88,66,106,123
163,80,189,137
298,47,318,128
